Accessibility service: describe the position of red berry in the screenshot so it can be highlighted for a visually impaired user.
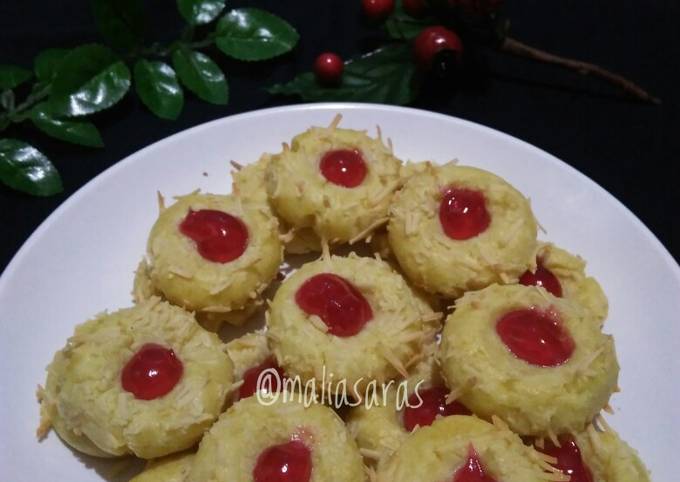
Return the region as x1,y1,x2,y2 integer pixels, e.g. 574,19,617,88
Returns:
314,52,344,86
362,0,395,21
413,26,463,70
403,0,427,17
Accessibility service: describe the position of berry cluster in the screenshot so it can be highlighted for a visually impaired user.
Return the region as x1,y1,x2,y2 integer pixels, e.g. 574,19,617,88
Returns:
314,0,478,85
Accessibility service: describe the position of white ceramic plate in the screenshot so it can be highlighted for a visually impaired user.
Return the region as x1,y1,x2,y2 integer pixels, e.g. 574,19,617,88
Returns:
0,104,677,481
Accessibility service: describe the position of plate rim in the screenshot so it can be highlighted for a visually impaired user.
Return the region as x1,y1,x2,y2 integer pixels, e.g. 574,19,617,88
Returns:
2,102,678,289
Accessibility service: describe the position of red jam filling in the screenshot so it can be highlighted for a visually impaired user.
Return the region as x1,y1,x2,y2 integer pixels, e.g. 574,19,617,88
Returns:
452,446,497,482
519,258,563,297
121,343,183,400
439,187,491,240
403,386,471,431
253,440,312,482
295,273,373,337
496,308,575,367
319,149,367,188
179,209,248,263
238,357,286,400
538,434,594,482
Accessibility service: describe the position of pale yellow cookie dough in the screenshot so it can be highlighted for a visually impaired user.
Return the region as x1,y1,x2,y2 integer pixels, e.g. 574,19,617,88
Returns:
187,395,366,482
133,258,259,330
347,388,407,468
388,162,538,298
37,378,113,458
399,159,433,184
232,152,324,254
38,298,233,459
438,284,619,437
130,451,195,482
225,330,272,382
144,192,282,327
574,424,651,482
267,254,441,396
376,415,558,482
133,258,159,304
231,154,273,208
530,242,608,324
266,122,402,245
282,226,324,255
347,343,447,466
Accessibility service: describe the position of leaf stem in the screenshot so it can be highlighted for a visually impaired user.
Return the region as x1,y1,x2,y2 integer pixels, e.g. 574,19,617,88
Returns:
181,25,195,42
14,84,51,114
0,83,51,129
138,34,216,59
500,37,660,104
187,35,216,50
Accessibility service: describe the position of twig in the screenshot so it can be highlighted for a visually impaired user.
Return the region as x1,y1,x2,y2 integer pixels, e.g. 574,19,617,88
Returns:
142,33,216,58
0,84,51,129
187,35,217,50
501,37,660,104
13,84,51,114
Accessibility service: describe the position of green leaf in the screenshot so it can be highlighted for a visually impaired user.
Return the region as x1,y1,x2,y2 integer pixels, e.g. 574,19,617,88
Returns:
91,0,145,51
134,60,184,120
172,48,228,105
177,0,225,25
0,139,62,196
49,44,131,117
268,44,417,105
216,8,299,61
30,103,104,147
385,1,433,40
0,64,32,90
34,48,70,82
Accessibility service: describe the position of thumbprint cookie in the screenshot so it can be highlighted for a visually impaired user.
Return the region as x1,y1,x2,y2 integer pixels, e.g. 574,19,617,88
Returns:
438,284,619,437
266,117,402,247
231,154,273,208
37,298,233,459
347,343,470,466
232,152,323,254
533,422,650,482
388,162,538,298
376,415,561,482
187,395,366,482
520,242,608,324
225,330,286,401
267,254,441,396
142,192,282,328
130,451,195,482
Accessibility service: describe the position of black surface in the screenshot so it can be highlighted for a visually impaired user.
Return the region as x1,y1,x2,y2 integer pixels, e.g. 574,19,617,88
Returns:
1,0,679,272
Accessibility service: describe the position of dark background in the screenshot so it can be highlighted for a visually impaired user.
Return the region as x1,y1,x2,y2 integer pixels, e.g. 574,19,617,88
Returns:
1,0,679,272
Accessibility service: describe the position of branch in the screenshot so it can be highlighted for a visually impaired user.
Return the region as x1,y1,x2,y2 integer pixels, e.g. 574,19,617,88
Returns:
501,37,660,104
